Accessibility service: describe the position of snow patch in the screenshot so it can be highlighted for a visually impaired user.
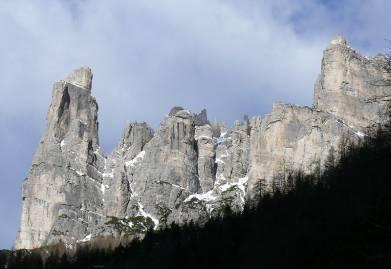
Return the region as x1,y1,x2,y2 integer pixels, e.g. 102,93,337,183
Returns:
219,152,229,159
137,202,159,229
125,151,145,167
355,131,365,138
216,132,231,144
129,184,138,198
93,146,105,158
185,176,249,213
185,190,218,215
128,220,134,228
68,81,88,90
60,140,66,149
237,176,249,191
215,152,229,166
184,190,217,203
219,177,248,193
100,184,106,194
76,170,85,176
78,119,88,126
83,176,102,186
102,171,114,178
78,218,88,224
217,176,248,204
335,118,366,139
171,183,184,189
77,234,92,243
215,158,224,164
69,167,86,177
216,173,227,182
157,180,185,190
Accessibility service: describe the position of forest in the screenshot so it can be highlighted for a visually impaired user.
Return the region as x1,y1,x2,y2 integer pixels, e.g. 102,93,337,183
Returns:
1,124,391,269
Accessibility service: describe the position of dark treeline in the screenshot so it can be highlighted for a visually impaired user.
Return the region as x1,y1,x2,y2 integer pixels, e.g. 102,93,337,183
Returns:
2,126,391,269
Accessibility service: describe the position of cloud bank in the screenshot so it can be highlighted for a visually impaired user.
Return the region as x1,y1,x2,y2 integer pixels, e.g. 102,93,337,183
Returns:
0,0,390,248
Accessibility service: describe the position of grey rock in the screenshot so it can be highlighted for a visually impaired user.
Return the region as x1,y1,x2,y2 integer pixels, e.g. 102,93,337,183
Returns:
195,125,215,192
246,103,359,199
194,109,210,126
229,118,250,180
103,122,154,218
314,36,391,130
16,37,391,249
16,67,105,249
213,117,250,186
168,106,184,116
125,107,200,227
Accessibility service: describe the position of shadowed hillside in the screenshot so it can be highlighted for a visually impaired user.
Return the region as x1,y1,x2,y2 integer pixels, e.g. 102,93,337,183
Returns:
2,122,391,268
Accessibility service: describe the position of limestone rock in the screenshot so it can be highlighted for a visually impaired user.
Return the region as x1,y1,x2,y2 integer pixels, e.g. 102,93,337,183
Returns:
16,37,391,249
103,122,154,218
125,108,200,227
195,125,215,192
246,103,361,199
16,67,105,249
64,67,93,90
314,36,391,130
213,117,250,186
229,117,250,180
330,36,348,46
194,109,210,126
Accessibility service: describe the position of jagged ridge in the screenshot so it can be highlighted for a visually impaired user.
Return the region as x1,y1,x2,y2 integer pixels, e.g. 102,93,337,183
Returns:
15,37,391,249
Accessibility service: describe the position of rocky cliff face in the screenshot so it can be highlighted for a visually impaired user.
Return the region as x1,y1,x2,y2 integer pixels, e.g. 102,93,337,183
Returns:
314,36,391,130
16,68,106,249
16,37,391,249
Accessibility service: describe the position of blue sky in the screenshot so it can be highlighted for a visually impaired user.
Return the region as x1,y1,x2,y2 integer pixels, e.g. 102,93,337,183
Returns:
0,0,390,249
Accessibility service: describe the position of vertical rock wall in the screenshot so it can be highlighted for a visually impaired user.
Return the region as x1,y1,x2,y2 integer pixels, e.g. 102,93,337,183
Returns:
16,37,391,249
16,68,105,249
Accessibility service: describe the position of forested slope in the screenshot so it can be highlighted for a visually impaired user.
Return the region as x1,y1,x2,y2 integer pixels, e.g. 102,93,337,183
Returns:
2,126,391,269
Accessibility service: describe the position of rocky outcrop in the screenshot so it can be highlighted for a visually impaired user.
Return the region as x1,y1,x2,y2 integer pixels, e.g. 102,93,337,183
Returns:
125,109,201,226
247,36,390,198
16,37,391,249
314,36,391,130
103,122,154,218
246,103,360,199
16,67,106,249
195,125,215,192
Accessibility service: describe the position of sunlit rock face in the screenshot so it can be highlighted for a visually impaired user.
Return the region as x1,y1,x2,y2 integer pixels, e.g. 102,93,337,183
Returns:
246,103,357,200
16,67,105,249
314,36,391,130
103,122,154,218
16,37,391,249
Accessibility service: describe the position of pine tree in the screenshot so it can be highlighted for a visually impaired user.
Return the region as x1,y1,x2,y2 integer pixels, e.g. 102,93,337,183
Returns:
45,253,59,269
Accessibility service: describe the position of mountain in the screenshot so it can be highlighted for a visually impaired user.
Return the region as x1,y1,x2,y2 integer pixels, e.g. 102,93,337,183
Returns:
15,36,391,249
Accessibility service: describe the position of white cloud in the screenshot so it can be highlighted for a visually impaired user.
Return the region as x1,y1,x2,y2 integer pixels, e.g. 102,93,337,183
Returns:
0,0,328,147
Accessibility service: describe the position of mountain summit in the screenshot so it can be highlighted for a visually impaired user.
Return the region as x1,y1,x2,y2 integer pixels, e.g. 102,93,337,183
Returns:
15,37,391,249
